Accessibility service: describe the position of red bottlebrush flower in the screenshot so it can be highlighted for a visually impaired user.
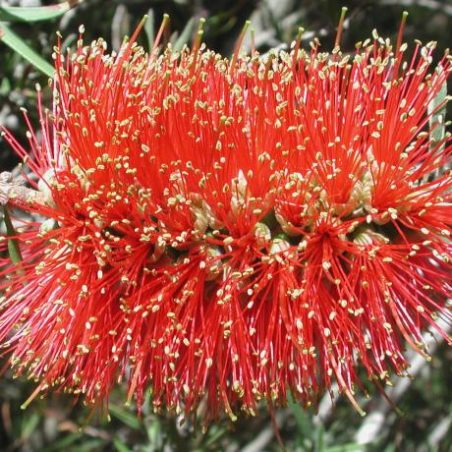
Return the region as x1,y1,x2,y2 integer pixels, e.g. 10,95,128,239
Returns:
0,21,451,421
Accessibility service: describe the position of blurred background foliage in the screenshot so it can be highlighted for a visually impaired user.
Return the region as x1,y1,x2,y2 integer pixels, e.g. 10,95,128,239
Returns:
0,0,451,451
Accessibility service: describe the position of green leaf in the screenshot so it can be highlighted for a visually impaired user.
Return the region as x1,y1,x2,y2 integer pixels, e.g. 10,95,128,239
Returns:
3,205,23,265
0,76,11,95
109,404,141,430
172,17,195,52
113,437,131,452
42,432,83,452
0,23,54,77
70,439,106,452
21,412,40,439
203,425,227,448
325,444,365,452
315,426,325,452
288,393,314,446
428,73,447,153
143,9,154,51
145,415,162,447
0,1,81,22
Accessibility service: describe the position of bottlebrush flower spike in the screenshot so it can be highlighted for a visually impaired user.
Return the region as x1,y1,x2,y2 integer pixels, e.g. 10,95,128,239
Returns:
0,18,451,421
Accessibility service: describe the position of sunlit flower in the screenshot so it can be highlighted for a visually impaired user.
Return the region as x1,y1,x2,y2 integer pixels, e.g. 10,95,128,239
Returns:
0,20,451,420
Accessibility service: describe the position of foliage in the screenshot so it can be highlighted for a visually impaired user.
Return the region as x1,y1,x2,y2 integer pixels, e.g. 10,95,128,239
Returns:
0,1,451,451
0,345,450,450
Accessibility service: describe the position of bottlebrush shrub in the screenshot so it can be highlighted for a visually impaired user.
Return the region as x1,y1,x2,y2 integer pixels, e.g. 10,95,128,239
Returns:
0,22,451,421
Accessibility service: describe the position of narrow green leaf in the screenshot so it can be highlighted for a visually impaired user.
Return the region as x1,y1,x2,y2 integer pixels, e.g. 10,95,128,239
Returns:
42,432,83,452
21,412,40,439
3,205,23,265
325,444,365,452
0,23,54,77
113,437,131,452
109,404,141,430
428,74,447,153
172,17,196,52
145,415,162,446
315,426,325,452
203,425,227,448
288,393,314,444
143,9,155,51
70,439,106,452
0,1,81,22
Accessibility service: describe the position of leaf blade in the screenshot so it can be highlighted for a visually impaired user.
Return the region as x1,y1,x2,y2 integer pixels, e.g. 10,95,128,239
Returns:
0,1,81,23
113,437,131,452
108,404,141,430
0,23,54,77
143,9,155,51
428,73,448,153
3,205,23,265
172,17,196,53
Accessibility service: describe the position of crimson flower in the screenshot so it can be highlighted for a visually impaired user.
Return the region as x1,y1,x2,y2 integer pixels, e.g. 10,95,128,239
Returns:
0,21,451,421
